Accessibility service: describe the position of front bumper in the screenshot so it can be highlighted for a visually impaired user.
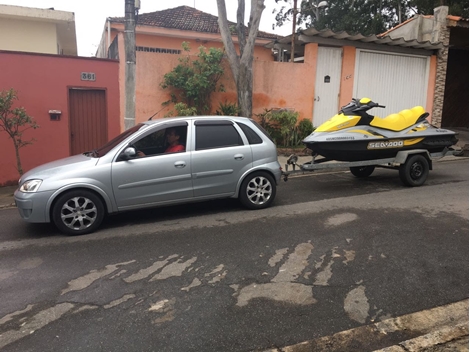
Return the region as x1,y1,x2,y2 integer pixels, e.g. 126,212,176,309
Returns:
14,189,55,223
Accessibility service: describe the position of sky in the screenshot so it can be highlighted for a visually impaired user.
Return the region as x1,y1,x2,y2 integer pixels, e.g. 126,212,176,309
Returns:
2,0,294,56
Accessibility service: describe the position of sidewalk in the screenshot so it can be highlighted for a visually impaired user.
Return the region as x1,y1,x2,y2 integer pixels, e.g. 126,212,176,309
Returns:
262,299,469,352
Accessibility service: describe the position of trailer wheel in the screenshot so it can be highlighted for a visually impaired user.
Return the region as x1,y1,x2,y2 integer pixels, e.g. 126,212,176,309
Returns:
350,165,375,178
399,154,429,187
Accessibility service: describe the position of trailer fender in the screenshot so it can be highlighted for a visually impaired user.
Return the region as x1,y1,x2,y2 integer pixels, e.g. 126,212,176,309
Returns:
395,150,432,170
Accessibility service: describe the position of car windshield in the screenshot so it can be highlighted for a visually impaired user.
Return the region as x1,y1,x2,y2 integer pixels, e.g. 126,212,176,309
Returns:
86,123,147,158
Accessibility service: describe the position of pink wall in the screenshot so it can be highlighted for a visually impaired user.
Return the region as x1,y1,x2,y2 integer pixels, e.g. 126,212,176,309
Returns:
118,33,317,126
0,51,120,186
115,30,278,130
113,29,439,131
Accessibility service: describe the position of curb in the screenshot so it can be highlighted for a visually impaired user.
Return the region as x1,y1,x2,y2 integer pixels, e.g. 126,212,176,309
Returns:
261,299,468,352
0,203,15,210
373,323,468,351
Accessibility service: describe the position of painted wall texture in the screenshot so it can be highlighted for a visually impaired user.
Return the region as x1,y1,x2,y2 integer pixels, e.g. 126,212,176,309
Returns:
0,4,77,56
0,51,120,186
111,29,437,130
0,18,58,54
114,31,319,129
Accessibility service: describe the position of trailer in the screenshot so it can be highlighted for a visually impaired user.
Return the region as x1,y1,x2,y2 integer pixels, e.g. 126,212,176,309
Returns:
281,148,459,187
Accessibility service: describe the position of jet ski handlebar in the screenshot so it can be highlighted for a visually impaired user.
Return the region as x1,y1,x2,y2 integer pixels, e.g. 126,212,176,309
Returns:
340,99,386,115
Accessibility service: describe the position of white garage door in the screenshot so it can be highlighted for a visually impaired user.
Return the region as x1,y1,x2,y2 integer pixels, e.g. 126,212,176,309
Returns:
354,50,430,118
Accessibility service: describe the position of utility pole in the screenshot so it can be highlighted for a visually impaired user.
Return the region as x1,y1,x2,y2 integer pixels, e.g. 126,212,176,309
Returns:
124,0,136,129
291,0,297,62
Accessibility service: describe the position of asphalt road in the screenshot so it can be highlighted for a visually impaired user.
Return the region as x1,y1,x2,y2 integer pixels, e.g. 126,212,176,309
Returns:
0,158,468,351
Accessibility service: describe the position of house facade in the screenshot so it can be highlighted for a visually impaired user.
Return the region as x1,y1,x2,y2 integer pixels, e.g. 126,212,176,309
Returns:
0,51,120,186
379,7,469,128
0,5,120,186
96,6,280,131
0,4,77,55
96,5,447,132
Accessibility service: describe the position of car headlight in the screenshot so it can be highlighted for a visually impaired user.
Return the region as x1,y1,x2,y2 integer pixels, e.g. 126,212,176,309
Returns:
19,180,42,193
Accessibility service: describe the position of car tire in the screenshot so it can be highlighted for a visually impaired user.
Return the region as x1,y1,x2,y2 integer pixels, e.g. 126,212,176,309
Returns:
350,165,375,178
52,190,105,235
239,172,276,210
399,154,429,187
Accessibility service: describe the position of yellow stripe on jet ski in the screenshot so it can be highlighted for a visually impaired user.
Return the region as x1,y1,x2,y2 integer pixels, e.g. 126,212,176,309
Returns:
316,115,361,132
403,138,424,146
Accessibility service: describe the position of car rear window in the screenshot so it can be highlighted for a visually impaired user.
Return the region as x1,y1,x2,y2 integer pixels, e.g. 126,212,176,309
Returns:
236,122,263,144
249,119,274,142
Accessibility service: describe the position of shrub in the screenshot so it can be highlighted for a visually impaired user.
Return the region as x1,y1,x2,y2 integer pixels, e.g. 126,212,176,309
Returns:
161,42,225,115
295,118,315,143
216,101,240,116
164,102,197,117
256,109,301,147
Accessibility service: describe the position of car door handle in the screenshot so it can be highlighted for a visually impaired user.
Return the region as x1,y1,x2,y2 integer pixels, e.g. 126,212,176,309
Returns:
174,161,186,168
234,154,244,160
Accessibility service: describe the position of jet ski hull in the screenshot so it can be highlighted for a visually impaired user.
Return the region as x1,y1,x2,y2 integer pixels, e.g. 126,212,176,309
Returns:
303,132,458,161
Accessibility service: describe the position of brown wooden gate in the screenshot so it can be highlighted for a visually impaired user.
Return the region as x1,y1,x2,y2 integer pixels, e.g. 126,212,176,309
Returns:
69,89,107,155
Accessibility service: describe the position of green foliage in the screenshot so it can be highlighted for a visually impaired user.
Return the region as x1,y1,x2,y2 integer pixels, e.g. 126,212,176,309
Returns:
257,109,312,147
296,118,315,140
161,42,225,115
216,101,240,116
164,102,197,117
274,0,468,35
0,88,39,176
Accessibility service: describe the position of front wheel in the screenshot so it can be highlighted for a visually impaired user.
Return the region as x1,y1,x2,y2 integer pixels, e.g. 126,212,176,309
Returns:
399,154,429,187
52,190,105,235
239,172,276,210
350,165,375,178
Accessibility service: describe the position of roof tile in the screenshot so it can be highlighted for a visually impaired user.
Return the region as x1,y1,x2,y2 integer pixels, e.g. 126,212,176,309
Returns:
110,5,278,40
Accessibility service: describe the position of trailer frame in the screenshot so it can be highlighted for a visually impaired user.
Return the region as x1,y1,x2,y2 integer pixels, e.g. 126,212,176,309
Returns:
282,148,458,187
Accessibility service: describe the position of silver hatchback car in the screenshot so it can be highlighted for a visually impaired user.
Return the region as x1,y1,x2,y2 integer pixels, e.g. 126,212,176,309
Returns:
15,116,282,235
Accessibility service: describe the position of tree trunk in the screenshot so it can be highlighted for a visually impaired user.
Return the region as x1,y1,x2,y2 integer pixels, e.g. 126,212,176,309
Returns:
13,142,23,175
217,0,265,118
237,63,253,117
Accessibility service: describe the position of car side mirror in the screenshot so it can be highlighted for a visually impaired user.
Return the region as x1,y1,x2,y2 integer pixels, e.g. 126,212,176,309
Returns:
120,147,137,160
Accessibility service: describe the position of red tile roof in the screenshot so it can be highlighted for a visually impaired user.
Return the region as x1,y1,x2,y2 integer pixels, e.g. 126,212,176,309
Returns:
110,5,279,40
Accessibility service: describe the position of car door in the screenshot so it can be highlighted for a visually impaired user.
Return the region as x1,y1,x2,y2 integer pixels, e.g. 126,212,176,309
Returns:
191,119,253,198
111,122,193,210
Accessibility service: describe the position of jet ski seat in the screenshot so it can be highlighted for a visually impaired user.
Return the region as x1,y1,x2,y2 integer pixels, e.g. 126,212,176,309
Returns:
371,106,426,131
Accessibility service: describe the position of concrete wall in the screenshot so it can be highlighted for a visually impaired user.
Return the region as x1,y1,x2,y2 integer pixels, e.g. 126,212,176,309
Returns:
113,32,438,131
0,4,77,55
0,51,120,186
0,18,58,54
115,34,317,129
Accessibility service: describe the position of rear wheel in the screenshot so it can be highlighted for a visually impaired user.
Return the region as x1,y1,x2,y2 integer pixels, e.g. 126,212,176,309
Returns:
350,165,375,178
399,154,429,187
52,190,105,235
239,172,276,210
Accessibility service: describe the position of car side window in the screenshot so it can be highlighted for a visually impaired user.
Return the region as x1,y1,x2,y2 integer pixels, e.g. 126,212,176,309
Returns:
133,126,187,157
195,124,243,151
133,129,166,156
